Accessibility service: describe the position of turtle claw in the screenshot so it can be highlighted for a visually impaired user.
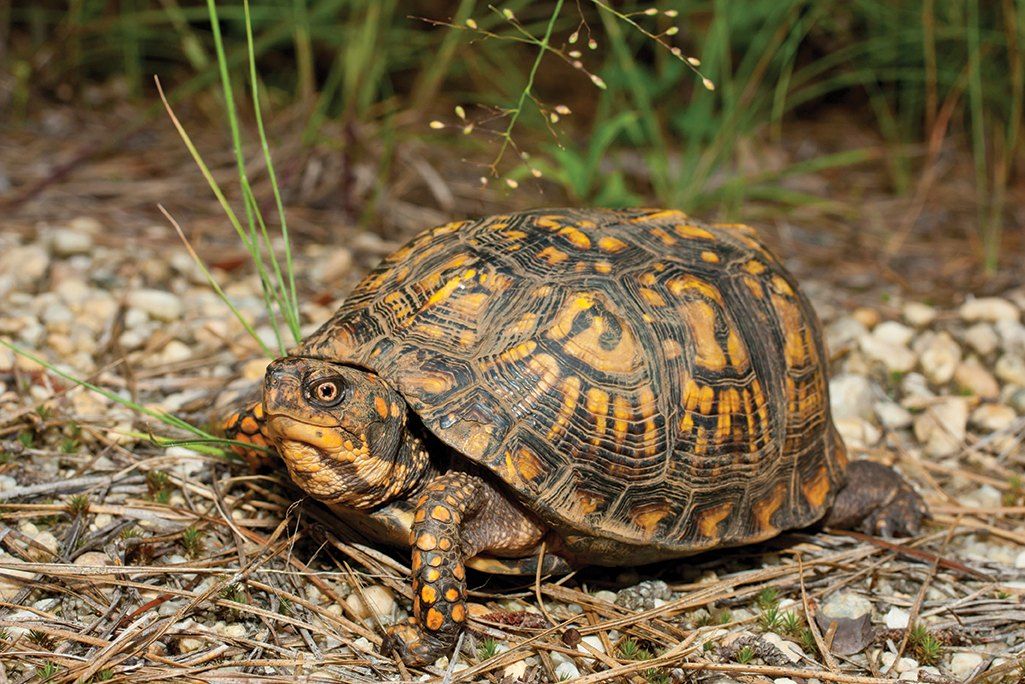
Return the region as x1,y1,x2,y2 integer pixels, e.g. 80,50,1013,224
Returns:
382,619,447,666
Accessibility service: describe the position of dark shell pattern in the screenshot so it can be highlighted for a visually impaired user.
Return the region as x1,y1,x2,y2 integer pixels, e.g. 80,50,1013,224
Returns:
298,208,847,561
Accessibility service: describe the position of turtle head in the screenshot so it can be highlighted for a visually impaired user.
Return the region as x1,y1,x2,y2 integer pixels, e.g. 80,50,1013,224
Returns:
262,356,409,508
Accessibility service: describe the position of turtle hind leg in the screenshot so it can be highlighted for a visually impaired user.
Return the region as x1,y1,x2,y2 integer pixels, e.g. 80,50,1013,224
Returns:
823,460,926,538
465,551,572,576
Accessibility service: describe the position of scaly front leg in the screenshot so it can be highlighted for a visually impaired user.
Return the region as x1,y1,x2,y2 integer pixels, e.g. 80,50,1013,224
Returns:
383,471,545,666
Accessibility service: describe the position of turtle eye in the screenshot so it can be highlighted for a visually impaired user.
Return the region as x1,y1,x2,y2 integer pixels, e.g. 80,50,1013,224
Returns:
306,378,348,408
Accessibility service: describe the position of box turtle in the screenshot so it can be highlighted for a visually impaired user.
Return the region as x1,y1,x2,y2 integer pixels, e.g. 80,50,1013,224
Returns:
224,208,924,665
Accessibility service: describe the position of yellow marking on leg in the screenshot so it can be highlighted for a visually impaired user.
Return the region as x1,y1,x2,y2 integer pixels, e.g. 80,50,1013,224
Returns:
424,568,441,582
240,417,260,435
430,505,451,522
444,588,460,602
420,585,438,604
697,501,734,539
425,607,444,631
416,533,438,550
451,604,466,622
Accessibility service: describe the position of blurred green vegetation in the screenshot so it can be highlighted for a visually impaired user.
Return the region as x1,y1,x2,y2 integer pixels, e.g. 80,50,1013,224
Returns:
4,0,1023,272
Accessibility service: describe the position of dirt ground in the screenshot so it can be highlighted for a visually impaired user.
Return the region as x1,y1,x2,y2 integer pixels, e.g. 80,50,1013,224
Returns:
0,105,1024,683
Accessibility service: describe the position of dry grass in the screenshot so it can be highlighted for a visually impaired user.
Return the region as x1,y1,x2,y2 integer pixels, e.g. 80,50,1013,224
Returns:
0,413,1023,683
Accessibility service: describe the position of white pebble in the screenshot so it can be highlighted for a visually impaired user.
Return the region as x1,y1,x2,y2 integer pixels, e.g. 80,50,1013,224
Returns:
49,227,93,257
875,401,913,430
1015,550,1025,569
913,398,968,457
860,334,917,373
555,661,580,680
960,296,1019,323
830,374,877,421
964,323,1000,356
127,288,184,322
970,403,1017,432
884,606,909,629
345,585,396,622
874,321,916,347
920,332,961,385
948,652,984,679
902,302,937,327
955,359,1000,399
503,660,528,679
995,354,1025,386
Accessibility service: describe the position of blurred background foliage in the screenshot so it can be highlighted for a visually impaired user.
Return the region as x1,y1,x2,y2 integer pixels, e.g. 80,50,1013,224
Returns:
3,0,1023,273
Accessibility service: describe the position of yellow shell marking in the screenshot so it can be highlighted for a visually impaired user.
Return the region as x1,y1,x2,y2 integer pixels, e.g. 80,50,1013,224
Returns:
598,236,628,253
680,299,728,371
667,275,725,304
633,504,669,537
514,447,543,481
538,245,569,265
586,388,610,443
802,466,831,509
547,376,581,441
674,224,714,240
559,226,592,249
612,395,632,446
697,501,733,539
753,483,785,532
701,250,720,263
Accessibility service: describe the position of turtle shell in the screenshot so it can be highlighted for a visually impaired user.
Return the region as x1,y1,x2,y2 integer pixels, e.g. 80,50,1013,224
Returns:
298,208,847,562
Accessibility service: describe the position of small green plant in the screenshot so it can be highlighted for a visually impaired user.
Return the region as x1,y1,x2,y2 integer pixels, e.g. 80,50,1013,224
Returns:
66,494,90,518
145,470,173,504
93,670,115,682
758,604,783,631
718,609,733,625
17,431,34,448
37,662,59,681
28,630,54,649
1003,476,1024,506
780,611,803,637
277,597,293,616
735,645,755,664
618,638,653,661
220,583,247,605
120,526,140,540
907,623,942,665
644,668,671,684
756,587,780,610
181,525,204,558
477,637,500,660
800,628,817,653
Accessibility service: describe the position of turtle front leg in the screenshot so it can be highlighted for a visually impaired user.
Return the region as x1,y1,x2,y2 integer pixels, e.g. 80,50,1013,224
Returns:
824,460,926,537
383,471,546,666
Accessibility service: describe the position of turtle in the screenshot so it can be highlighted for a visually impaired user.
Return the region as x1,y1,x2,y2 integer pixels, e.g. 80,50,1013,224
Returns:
223,208,925,665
